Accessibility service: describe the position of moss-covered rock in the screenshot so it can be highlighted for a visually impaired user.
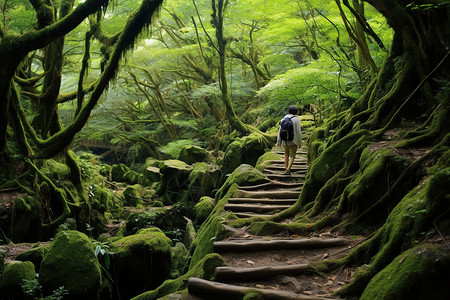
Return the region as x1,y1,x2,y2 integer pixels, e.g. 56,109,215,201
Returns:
178,145,210,165
255,152,281,172
157,160,193,203
188,163,221,201
171,242,188,278
111,163,130,182
10,195,41,242
15,244,49,272
361,245,450,300
194,196,215,225
142,166,161,184
124,170,140,184
130,253,225,300
112,227,172,299
215,164,269,201
39,230,102,300
0,261,35,299
123,184,145,207
220,133,271,183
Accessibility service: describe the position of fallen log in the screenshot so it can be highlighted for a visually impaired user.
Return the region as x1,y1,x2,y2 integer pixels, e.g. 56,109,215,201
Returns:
188,277,335,300
214,264,312,281
213,238,349,252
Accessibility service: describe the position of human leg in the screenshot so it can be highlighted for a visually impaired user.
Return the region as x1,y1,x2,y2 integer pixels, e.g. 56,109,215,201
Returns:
286,145,297,171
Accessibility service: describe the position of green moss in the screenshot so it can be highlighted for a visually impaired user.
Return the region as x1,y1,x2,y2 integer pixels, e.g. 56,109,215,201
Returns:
255,152,281,172
337,148,410,219
130,253,225,300
361,245,450,300
299,130,370,208
178,145,210,165
188,163,221,201
112,227,173,298
15,245,49,272
111,163,130,182
336,167,450,297
215,164,269,201
1,261,35,285
194,196,215,225
39,230,101,299
123,184,145,206
248,221,308,236
171,242,188,278
10,195,41,242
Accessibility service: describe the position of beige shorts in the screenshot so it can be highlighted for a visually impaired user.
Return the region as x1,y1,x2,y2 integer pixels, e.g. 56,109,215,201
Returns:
283,144,298,158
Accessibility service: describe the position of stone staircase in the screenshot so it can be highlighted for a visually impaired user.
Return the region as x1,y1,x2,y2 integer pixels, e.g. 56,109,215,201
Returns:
179,146,358,299
223,148,308,219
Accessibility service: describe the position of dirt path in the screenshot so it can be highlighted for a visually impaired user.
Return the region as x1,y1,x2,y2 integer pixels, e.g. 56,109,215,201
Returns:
184,147,362,300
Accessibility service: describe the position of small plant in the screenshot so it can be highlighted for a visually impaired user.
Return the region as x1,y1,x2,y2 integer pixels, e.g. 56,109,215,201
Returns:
93,241,115,283
22,278,69,300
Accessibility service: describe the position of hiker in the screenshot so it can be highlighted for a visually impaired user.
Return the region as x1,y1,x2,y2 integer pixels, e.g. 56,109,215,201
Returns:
276,105,302,175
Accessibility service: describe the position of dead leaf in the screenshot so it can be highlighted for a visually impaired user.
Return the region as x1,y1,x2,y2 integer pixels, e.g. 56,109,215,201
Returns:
321,253,329,259
247,260,255,265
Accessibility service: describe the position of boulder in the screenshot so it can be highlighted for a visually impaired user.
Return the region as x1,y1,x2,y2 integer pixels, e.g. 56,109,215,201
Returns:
112,227,172,299
157,160,193,203
194,196,215,225
111,163,130,182
188,162,221,201
216,164,270,200
16,245,49,272
39,230,102,300
0,261,35,299
178,145,210,165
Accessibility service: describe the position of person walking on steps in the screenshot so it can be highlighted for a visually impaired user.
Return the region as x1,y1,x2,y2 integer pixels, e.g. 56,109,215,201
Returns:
276,105,302,175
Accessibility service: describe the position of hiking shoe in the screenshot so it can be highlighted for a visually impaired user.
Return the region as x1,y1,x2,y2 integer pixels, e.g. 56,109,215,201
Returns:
284,170,291,175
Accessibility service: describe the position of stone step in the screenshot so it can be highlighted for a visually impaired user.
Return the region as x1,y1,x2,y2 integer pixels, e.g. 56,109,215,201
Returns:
238,181,303,191
225,203,291,213
228,198,298,205
233,212,275,218
266,174,306,180
214,264,311,282
263,168,308,175
265,164,309,171
213,238,350,253
236,189,301,199
265,159,308,165
188,278,333,300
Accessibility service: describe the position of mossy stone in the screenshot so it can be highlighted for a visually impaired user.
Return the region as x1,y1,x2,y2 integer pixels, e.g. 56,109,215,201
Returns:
124,170,140,184
15,245,49,272
123,184,145,206
130,253,225,300
188,163,221,201
255,152,281,172
111,163,130,182
216,164,269,201
157,160,193,203
0,261,35,299
178,145,210,165
171,242,188,278
39,230,102,300
10,195,41,242
194,196,215,225
112,227,172,299
361,245,450,300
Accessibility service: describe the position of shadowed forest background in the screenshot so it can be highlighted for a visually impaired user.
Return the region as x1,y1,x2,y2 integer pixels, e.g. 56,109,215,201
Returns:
0,0,449,299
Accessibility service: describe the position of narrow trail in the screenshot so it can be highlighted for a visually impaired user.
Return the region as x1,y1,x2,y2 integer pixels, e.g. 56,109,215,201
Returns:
184,146,361,300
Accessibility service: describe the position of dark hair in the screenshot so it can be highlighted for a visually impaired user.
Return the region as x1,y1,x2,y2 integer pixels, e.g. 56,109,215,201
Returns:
288,105,298,115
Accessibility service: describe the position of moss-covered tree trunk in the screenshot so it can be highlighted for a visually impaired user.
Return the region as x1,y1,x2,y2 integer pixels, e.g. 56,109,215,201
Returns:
276,1,450,298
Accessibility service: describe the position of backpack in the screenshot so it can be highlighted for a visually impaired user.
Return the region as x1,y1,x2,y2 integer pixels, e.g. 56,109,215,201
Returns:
279,116,295,142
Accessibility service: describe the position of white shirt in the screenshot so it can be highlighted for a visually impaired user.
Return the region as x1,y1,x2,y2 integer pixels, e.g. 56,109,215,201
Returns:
277,114,302,146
